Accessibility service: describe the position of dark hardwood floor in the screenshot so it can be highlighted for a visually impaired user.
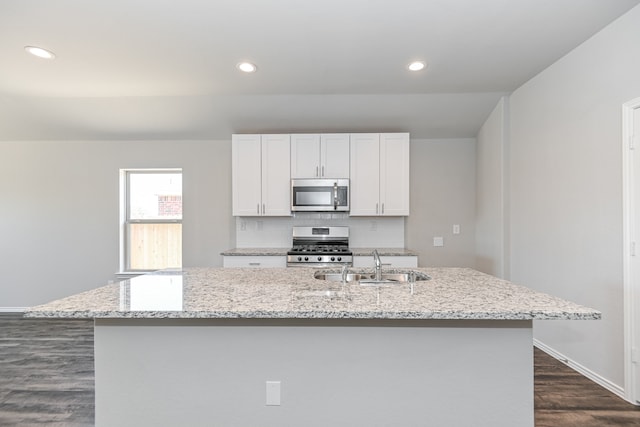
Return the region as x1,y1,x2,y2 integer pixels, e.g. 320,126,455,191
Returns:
0,314,94,426
1,313,639,426
534,348,640,426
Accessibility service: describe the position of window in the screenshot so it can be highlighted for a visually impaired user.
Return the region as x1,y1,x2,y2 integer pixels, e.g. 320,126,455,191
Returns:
121,169,182,272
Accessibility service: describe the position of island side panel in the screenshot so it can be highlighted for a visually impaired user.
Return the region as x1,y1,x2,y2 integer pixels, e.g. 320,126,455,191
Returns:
95,319,534,427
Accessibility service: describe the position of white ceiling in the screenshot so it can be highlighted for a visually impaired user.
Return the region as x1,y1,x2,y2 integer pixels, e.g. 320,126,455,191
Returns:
1,0,639,140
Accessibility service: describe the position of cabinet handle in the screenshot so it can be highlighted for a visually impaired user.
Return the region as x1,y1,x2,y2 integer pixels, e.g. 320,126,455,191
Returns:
322,165,325,177
382,203,385,215
376,203,379,214
262,204,265,215
316,166,319,177
249,262,261,266
257,204,260,215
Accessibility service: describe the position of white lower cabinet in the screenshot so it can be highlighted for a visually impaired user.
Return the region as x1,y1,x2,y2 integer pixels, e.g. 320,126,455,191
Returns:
353,255,418,268
223,256,287,268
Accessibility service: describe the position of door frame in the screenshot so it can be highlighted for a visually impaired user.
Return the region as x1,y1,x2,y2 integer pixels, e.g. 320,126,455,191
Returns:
622,97,640,405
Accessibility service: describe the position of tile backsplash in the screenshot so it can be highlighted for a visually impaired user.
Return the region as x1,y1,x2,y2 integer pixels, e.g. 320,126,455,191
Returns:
235,213,405,248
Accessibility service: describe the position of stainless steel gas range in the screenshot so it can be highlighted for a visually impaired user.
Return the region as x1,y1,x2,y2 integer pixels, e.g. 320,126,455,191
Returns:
286,226,352,267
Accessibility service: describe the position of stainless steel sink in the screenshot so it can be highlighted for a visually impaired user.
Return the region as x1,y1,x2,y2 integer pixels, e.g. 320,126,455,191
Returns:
359,271,430,285
312,272,373,282
313,270,430,284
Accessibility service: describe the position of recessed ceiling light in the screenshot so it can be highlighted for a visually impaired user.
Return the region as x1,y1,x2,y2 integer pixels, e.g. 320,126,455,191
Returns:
25,46,56,60
408,61,426,71
237,62,257,73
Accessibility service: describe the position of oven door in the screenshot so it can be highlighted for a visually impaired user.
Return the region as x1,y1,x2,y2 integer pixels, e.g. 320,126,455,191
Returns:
291,179,349,212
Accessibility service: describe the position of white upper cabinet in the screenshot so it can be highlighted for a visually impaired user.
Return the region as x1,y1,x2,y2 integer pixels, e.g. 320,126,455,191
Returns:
290,134,321,178
232,134,291,216
291,134,350,178
320,134,350,178
233,132,408,217
379,133,410,216
232,134,262,216
350,133,410,216
350,133,380,216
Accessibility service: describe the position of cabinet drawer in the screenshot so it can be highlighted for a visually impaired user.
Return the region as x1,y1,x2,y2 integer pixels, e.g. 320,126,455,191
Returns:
353,255,418,268
223,256,287,268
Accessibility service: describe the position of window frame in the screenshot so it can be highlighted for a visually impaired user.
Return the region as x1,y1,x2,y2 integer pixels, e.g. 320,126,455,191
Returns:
119,168,183,273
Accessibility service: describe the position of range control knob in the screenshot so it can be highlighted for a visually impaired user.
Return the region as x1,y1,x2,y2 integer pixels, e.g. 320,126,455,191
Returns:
297,256,302,262
337,257,342,262
317,256,322,262
304,256,309,261
330,257,335,261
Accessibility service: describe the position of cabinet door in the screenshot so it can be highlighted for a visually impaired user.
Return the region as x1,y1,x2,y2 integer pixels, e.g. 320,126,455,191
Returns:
320,134,350,178
380,133,410,216
232,134,262,216
349,134,380,216
261,134,291,216
290,134,321,178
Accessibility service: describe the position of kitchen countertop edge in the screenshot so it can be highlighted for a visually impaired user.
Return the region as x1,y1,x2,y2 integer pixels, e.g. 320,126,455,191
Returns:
24,267,601,322
221,248,419,256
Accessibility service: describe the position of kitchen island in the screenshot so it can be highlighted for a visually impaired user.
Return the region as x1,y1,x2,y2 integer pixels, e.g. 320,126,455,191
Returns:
25,267,599,427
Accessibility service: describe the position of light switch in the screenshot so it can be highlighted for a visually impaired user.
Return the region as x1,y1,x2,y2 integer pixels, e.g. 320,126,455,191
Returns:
266,381,281,406
433,237,444,247
453,224,460,235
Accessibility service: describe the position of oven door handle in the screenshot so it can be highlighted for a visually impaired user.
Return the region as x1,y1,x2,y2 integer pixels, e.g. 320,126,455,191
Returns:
333,182,338,210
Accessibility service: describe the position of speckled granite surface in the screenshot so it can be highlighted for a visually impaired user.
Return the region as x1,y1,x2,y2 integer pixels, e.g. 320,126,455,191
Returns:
351,248,418,256
24,267,600,321
220,248,418,256
220,248,289,256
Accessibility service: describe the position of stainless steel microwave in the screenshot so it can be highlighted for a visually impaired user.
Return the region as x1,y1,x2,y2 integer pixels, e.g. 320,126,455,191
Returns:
291,179,349,212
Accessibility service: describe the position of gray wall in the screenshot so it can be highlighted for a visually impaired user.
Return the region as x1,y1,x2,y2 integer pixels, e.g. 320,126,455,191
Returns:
0,140,233,308
475,98,508,278
478,5,640,390
407,138,476,267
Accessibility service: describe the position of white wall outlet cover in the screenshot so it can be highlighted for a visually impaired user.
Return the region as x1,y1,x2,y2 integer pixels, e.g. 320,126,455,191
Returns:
433,237,444,247
453,224,460,235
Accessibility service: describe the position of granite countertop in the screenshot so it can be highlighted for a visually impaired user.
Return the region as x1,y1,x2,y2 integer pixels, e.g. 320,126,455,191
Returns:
221,248,418,256
351,248,418,256
220,248,289,256
24,267,600,321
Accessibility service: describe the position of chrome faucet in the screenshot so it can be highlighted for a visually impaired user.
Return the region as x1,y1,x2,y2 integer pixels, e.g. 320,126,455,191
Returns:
373,249,382,281
341,264,350,285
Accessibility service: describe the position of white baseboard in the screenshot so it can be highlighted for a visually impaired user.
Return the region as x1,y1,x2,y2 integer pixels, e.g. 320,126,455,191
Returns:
0,307,26,313
534,339,632,404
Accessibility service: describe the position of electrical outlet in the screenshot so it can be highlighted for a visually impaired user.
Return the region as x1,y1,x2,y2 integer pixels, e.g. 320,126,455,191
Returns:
433,237,444,247
240,220,247,231
370,220,377,231
453,224,460,235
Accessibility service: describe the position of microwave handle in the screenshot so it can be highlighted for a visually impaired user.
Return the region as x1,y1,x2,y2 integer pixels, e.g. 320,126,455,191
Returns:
333,182,338,210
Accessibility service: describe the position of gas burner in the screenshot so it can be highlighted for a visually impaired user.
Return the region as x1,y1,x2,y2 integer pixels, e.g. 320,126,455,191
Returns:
287,226,352,267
